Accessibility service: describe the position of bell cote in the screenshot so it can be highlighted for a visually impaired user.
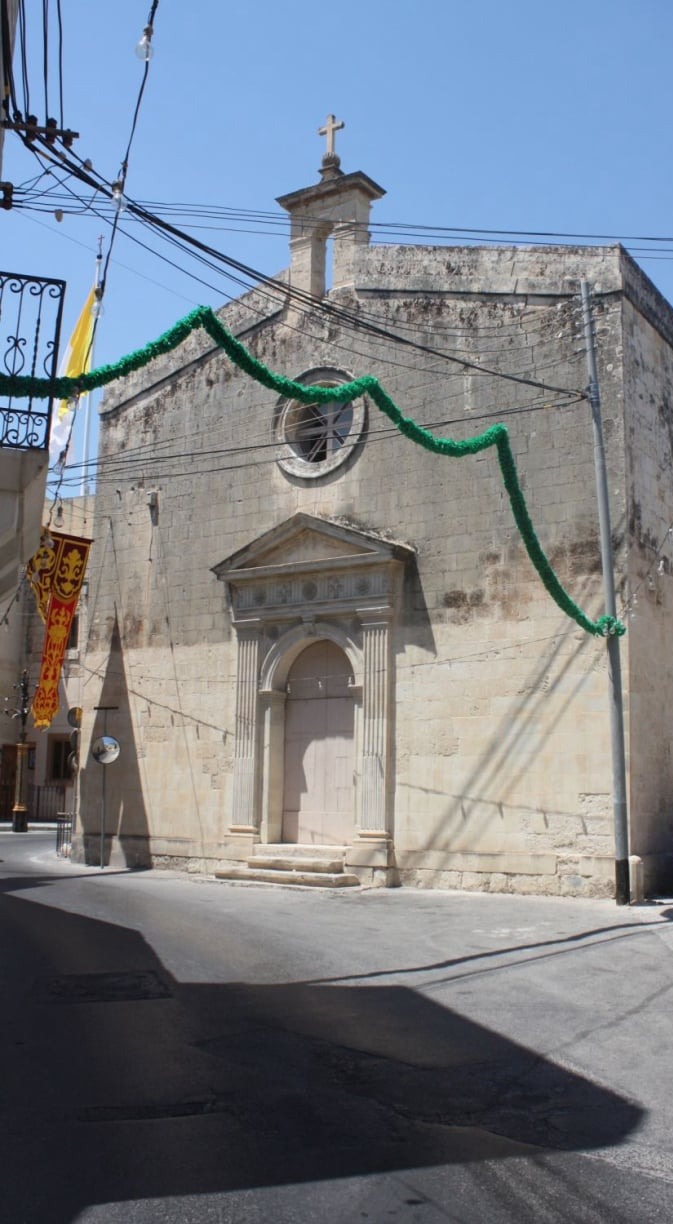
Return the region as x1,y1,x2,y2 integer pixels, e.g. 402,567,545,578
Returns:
276,115,385,299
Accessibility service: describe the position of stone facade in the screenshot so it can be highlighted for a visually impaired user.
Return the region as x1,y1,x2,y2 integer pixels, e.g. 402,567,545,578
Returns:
73,154,673,897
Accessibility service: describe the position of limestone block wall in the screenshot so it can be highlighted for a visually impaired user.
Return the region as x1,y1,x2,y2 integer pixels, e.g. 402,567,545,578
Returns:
77,243,644,894
621,277,673,892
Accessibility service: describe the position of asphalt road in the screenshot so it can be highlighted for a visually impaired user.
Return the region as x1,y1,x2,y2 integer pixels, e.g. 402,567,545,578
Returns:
1,830,673,1223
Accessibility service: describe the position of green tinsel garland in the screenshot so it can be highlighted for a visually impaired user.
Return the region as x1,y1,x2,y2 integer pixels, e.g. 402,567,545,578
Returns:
0,304,625,638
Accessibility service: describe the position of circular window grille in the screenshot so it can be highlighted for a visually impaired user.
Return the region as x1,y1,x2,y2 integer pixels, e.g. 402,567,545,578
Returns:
276,374,366,480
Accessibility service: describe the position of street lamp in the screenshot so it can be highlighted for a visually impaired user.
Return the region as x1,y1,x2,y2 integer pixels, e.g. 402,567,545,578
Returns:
5,669,30,832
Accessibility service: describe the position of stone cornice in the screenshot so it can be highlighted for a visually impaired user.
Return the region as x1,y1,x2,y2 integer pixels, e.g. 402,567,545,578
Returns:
214,514,414,627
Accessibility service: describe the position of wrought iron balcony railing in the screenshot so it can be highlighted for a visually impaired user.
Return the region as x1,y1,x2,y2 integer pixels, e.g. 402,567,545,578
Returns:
0,270,66,450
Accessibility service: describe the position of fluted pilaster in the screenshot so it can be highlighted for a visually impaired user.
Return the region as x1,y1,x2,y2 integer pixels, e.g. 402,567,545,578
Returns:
359,613,391,834
231,626,262,831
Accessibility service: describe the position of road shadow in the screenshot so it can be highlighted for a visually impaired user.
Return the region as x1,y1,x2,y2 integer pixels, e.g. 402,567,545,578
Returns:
0,884,644,1224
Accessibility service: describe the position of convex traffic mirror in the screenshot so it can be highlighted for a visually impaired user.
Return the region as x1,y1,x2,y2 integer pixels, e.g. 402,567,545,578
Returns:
91,735,120,765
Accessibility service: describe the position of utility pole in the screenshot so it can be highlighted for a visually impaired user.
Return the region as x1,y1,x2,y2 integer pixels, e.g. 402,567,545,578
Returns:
580,281,630,905
81,236,104,497
6,669,30,832
92,705,119,869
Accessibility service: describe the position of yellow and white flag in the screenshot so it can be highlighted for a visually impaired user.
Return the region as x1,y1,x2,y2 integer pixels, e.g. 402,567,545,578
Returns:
49,285,96,465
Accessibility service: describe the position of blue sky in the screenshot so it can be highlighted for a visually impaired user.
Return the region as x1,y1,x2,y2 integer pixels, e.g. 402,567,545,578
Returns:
4,0,673,488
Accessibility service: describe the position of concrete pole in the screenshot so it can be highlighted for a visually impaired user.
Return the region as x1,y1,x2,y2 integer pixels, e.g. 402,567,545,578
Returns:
81,238,103,497
580,281,630,905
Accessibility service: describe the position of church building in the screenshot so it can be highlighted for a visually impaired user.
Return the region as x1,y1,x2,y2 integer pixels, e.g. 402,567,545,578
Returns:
75,124,673,898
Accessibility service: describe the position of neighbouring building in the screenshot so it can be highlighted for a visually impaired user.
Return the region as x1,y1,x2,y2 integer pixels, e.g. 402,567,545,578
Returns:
3,494,94,825
0,7,69,812
0,1,65,601
73,139,673,897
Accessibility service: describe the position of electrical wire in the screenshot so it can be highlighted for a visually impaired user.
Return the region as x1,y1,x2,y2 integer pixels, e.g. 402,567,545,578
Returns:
14,206,200,304
17,180,673,258
0,0,14,124
46,321,586,491
52,392,586,493
18,1,30,116
9,137,601,400
96,0,160,311
18,185,601,351
18,189,673,264
41,0,49,123
130,208,587,398
30,172,589,494
22,155,587,422
73,508,601,702
55,0,63,128
10,132,588,401
59,333,585,471
52,344,582,478
45,3,161,512
17,180,673,250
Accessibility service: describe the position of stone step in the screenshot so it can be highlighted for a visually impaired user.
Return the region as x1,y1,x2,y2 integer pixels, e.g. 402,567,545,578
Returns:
249,855,345,874
253,843,348,860
214,866,360,888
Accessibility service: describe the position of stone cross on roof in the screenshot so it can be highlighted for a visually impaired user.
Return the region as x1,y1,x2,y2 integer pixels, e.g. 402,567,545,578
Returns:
318,114,344,157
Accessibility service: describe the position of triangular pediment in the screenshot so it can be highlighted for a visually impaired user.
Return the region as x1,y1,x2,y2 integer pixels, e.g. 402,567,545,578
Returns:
253,527,364,568
213,514,412,580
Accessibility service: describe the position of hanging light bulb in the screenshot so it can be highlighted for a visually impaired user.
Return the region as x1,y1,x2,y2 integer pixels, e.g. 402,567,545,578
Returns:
135,25,154,61
111,180,126,214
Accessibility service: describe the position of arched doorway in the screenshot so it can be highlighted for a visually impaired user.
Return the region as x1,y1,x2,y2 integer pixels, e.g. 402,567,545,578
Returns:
282,639,355,844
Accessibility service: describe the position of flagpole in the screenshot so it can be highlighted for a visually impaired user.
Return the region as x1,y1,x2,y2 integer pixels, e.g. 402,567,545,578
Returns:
81,237,103,497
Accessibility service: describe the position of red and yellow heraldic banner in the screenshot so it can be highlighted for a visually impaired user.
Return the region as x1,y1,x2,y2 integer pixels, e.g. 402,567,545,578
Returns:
27,529,92,728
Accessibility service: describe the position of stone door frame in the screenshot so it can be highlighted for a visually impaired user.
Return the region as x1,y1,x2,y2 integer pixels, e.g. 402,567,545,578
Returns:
213,514,414,863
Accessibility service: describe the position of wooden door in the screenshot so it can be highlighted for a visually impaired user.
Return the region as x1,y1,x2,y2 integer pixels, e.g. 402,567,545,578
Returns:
282,640,355,845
